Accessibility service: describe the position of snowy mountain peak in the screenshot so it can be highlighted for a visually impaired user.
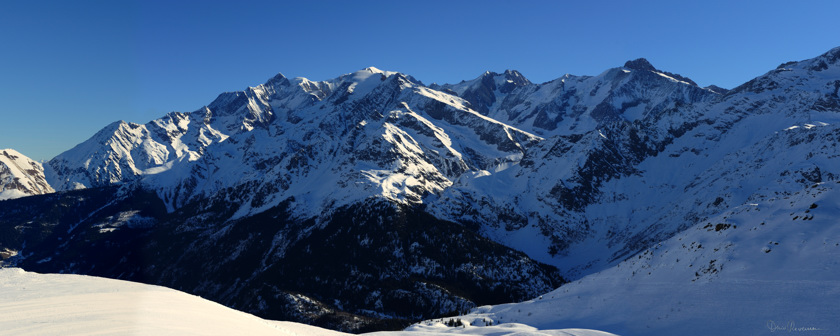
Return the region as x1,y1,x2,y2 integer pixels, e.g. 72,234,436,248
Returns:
824,45,840,62
0,149,54,200
265,72,291,89
623,58,656,71
477,69,531,86
621,58,698,86
732,46,840,97
501,69,531,88
362,66,384,73
433,69,532,115
450,70,531,92
784,46,840,72
346,67,400,82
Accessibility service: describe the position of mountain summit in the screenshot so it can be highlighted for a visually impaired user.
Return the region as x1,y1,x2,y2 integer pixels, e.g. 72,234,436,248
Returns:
623,58,656,71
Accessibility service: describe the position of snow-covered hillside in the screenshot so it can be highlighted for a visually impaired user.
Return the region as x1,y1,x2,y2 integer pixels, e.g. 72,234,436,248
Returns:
436,180,840,335
0,268,613,336
0,149,53,200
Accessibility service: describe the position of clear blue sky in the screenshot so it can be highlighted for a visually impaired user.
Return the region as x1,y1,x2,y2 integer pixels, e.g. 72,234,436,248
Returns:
1,0,838,161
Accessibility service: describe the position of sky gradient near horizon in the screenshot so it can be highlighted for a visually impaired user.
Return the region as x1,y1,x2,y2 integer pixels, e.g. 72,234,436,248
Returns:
2,0,838,161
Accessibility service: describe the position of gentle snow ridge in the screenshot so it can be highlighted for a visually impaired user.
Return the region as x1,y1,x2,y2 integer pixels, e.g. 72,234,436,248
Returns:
0,268,317,336
0,268,613,336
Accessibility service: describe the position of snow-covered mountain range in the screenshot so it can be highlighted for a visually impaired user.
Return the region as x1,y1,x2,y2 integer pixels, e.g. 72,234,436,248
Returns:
2,46,839,332
44,66,539,215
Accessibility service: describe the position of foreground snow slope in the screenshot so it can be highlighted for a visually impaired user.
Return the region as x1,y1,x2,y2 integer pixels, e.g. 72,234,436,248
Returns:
0,268,613,336
441,180,840,335
0,267,342,336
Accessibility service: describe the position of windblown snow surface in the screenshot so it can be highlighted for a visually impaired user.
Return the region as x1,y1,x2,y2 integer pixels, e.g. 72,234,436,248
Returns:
0,268,611,336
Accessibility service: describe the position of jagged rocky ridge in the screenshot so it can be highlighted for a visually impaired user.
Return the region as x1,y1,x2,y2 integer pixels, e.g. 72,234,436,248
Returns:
2,47,840,330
